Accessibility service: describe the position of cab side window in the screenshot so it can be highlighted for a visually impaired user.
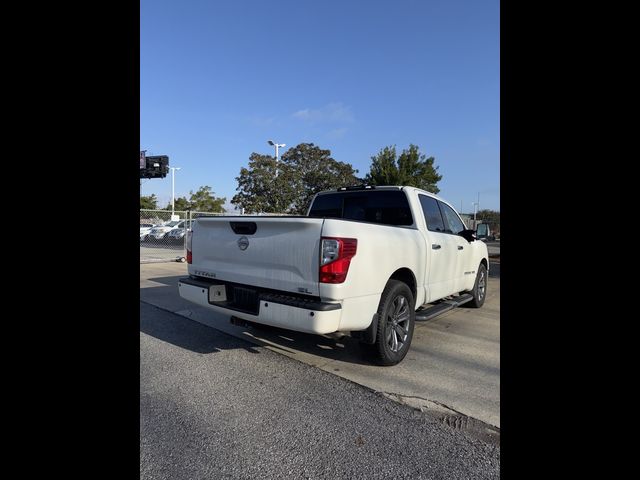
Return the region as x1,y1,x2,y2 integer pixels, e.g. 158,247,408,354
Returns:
419,194,445,232
438,202,466,234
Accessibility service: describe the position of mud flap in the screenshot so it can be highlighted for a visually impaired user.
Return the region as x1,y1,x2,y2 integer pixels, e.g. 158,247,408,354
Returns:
351,313,378,345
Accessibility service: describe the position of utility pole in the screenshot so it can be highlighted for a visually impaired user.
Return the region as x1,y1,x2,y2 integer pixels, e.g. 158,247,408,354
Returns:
472,202,479,228
170,167,181,219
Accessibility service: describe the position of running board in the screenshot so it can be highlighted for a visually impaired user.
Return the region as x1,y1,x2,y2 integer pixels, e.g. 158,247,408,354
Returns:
415,294,473,322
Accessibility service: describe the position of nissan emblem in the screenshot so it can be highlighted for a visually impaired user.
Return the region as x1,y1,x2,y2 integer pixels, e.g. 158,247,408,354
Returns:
237,236,249,250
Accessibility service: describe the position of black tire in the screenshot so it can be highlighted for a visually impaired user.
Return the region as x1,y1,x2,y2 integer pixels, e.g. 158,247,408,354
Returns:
366,280,415,366
467,263,487,308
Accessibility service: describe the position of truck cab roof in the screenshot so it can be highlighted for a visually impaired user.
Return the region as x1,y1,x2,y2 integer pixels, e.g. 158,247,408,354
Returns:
316,185,449,206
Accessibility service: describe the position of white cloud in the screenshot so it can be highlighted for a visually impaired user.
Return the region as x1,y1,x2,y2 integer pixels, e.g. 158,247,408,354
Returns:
292,102,354,124
327,127,348,139
248,115,277,127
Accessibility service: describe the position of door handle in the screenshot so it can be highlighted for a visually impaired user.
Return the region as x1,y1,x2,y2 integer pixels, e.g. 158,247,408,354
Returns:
432,244,441,250
458,246,464,250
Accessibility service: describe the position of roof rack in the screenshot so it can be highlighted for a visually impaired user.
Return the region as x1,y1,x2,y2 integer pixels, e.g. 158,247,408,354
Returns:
337,185,376,191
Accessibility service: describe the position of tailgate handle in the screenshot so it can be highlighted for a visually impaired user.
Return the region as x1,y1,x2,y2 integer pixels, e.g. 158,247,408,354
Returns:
230,222,257,235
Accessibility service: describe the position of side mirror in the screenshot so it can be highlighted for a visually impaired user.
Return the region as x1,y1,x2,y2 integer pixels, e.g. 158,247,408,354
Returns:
459,229,476,242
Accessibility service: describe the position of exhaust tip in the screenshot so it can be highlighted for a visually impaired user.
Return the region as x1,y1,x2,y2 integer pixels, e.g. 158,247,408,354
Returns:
230,316,248,327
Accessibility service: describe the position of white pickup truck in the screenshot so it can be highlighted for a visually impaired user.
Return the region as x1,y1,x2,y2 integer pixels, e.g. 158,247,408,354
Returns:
178,186,488,365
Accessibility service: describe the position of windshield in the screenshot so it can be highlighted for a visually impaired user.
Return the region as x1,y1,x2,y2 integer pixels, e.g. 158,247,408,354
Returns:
309,190,413,226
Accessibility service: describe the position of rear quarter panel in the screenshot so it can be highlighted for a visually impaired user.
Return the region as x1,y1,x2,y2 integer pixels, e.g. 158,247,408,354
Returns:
320,218,426,331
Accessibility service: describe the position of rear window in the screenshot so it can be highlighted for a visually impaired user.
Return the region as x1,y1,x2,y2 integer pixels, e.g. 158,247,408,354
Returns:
309,190,413,226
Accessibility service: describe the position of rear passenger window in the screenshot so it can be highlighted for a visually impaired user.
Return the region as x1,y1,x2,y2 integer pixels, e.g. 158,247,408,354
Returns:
309,191,413,226
308,194,342,217
438,202,466,234
419,195,445,232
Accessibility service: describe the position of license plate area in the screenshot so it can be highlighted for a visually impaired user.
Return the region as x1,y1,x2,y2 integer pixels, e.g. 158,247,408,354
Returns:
208,283,259,315
230,286,260,314
208,285,227,302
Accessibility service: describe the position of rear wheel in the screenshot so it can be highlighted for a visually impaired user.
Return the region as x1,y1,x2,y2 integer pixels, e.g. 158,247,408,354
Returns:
467,263,487,308
366,280,415,366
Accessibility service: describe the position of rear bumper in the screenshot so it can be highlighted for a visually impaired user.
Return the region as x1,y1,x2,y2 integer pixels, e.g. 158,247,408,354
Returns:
178,276,342,334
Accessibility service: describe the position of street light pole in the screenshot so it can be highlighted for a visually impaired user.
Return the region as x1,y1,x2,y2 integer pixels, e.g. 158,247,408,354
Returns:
267,140,286,177
170,167,181,218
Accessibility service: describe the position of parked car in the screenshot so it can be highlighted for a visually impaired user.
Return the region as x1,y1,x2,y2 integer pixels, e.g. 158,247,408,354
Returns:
165,220,193,243
140,223,155,242
145,221,182,242
179,186,488,365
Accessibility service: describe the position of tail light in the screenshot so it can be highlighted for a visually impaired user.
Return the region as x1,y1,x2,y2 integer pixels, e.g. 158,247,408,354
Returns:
186,229,193,264
320,237,357,284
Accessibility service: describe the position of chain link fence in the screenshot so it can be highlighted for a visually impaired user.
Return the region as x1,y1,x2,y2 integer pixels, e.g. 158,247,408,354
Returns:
140,209,230,263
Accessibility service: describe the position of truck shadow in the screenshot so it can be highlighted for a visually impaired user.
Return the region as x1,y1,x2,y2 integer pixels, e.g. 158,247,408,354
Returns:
243,322,373,366
141,303,264,355
141,275,373,365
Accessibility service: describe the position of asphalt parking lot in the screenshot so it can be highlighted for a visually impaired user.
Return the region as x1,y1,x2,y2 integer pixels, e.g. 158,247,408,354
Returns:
140,260,500,429
140,242,185,263
141,302,500,479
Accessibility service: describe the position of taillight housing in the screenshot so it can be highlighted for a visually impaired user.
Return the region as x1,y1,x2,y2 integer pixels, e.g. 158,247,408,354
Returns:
320,237,357,284
186,229,193,264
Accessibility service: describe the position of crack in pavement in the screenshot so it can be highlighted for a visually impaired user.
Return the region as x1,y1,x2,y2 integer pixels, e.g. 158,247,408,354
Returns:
381,391,500,445
382,392,461,415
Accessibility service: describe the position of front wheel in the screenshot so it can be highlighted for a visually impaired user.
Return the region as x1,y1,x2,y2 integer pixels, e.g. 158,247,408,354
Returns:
467,263,487,308
366,280,415,366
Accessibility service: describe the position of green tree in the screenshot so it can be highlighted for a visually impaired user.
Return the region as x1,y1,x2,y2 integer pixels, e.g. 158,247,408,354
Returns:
231,153,298,214
476,209,500,223
365,144,442,193
140,194,158,210
232,143,360,215
476,210,500,230
163,197,190,212
281,143,360,214
186,186,226,213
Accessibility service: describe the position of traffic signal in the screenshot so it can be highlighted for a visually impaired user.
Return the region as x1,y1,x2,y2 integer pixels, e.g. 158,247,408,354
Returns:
140,155,169,179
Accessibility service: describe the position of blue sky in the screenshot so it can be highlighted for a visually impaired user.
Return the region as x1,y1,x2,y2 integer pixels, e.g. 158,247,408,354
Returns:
141,0,499,213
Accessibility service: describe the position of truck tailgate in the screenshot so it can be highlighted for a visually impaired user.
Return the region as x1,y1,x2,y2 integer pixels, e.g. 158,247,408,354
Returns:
191,217,324,296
